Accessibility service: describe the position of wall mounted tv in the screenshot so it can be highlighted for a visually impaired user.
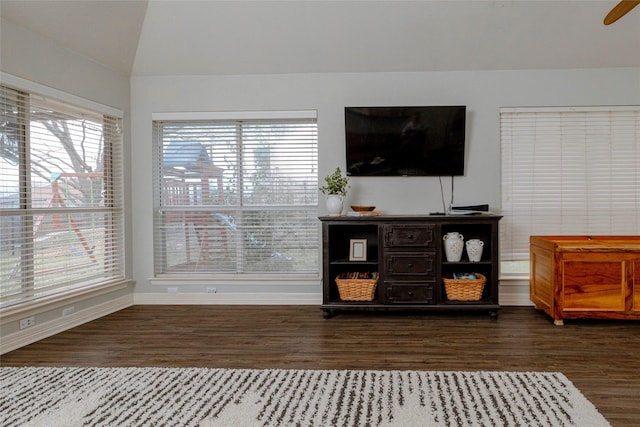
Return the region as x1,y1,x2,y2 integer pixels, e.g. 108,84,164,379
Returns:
345,106,466,177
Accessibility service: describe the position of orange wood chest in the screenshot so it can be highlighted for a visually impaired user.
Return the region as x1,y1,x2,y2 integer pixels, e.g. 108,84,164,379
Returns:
530,235,640,325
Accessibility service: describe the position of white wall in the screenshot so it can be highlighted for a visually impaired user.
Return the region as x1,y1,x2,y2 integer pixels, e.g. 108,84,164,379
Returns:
130,67,640,304
0,19,135,353
0,19,130,114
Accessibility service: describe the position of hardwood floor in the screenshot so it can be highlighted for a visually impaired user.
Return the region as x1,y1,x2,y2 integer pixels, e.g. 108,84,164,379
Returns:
2,305,639,426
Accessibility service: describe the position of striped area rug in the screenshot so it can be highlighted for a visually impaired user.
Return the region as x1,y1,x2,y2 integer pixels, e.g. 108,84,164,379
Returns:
1,367,609,426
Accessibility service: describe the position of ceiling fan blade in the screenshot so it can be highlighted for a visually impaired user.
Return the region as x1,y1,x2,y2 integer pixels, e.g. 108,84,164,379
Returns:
604,0,640,25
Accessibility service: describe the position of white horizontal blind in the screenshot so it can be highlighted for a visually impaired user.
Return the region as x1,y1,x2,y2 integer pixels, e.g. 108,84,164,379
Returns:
0,85,125,308
152,115,319,275
500,106,640,268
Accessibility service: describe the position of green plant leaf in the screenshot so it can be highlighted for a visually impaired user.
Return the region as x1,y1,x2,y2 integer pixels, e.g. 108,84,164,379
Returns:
319,167,349,196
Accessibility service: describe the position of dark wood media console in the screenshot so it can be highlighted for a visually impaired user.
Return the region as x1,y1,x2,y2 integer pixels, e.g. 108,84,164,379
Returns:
319,215,502,319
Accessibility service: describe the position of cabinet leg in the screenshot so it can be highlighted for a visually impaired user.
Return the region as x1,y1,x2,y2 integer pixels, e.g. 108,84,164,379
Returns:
322,309,334,319
489,310,499,320
553,319,564,326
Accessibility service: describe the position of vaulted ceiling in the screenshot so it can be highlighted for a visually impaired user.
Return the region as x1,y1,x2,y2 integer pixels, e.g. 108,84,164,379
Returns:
1,0,147,76
2,0,639,77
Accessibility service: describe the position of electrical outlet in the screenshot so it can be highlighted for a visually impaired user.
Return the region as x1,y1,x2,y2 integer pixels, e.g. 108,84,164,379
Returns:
19,316,35,330
62,306,75,316
206,287,217,293
167,287,179,293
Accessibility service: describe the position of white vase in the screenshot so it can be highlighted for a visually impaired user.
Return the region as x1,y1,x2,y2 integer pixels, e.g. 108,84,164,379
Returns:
465,239,484,262
443,232,464,262
325,195,343,216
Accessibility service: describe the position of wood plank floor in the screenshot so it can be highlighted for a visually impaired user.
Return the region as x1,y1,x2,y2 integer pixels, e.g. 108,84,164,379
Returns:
2,305,639,426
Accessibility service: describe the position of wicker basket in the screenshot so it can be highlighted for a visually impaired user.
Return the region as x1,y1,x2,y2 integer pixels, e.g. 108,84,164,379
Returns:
443,273,486,301
335,272,378,301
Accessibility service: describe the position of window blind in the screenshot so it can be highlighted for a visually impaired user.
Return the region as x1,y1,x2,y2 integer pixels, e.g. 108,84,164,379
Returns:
0,85,125,308
152,115,319,276
500,106,640,270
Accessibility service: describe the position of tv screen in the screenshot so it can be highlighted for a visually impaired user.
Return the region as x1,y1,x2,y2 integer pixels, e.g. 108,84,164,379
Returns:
345,106,466,176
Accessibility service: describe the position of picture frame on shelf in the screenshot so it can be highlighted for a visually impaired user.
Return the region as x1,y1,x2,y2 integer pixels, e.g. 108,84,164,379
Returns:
349,239,367,261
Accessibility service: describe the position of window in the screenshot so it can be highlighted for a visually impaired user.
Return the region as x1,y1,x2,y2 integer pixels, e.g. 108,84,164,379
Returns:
0,84,125,308
152,112,319,276
500,106,640,275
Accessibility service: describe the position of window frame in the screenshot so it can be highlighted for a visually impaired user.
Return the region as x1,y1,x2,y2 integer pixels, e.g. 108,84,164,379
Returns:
0,75,125,309
151,110,320,278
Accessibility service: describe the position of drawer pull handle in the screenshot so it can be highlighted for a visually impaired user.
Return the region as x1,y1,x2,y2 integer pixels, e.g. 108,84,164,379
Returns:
407,263,413,268
407,234,414,239
408,291,414,296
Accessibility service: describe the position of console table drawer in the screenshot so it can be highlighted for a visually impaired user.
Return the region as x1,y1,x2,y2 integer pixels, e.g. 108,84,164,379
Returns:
384,253,434,276
385,283,435,304
383,225,435,248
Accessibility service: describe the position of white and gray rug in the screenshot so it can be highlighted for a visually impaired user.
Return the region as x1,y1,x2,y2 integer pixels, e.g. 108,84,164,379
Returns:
0,367,609,427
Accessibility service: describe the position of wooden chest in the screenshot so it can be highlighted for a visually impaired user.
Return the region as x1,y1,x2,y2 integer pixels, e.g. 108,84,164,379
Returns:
530,235,640,325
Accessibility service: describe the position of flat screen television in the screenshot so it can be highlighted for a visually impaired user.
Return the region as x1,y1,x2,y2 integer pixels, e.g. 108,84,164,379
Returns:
345,106,466,176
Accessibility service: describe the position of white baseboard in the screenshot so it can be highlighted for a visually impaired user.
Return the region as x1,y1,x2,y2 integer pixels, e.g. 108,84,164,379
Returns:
134,292,323,305
498,278,533,307
1,293,134,354
499,291,534,307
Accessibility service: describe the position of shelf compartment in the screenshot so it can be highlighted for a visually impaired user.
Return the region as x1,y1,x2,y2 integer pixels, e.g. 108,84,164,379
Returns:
440,223,494,263
326,224,379,262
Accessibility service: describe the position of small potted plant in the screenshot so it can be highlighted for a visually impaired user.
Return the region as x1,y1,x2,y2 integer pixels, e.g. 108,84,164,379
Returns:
320,167,349,216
